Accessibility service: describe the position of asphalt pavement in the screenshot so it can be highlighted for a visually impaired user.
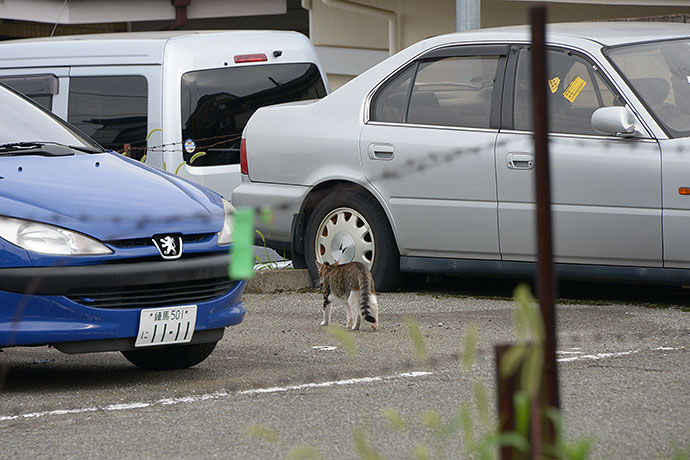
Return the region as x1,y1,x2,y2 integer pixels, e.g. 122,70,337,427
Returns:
0,276,688,460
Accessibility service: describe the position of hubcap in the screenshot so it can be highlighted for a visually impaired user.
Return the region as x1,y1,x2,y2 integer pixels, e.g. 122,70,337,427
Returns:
315,207,374,268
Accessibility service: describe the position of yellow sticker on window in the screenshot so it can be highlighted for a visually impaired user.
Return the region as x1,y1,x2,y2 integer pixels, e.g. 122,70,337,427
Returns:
563,76,587,103
548,76,561,94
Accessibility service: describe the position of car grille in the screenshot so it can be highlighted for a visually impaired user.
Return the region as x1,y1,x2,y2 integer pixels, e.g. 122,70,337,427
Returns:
108,233,214,249
65,276,236,309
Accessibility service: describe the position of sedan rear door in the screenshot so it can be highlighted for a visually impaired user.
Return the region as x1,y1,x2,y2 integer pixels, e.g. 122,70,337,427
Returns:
360,45,508,260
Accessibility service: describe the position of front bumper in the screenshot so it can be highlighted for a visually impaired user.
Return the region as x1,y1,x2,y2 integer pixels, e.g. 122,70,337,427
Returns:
0,254,246,350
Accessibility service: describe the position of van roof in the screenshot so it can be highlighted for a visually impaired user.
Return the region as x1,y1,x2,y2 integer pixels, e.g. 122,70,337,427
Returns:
0,30,312,68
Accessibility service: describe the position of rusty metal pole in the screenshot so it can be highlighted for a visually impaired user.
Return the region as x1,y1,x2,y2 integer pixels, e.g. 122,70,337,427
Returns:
530,5,560,414
495,9,561,458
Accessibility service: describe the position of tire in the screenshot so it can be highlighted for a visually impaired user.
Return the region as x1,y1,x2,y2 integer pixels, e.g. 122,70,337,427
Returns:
305,191,402,291
121,341,218,370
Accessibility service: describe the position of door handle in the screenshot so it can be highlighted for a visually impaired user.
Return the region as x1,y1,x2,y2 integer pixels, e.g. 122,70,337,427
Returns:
368,143,394,160
506,152,534,170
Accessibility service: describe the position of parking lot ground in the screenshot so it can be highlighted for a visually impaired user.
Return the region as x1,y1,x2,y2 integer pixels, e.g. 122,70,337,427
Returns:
0,277,688,459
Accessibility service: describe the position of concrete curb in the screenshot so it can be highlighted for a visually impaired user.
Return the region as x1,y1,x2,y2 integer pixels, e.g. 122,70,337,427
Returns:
244,268,315,294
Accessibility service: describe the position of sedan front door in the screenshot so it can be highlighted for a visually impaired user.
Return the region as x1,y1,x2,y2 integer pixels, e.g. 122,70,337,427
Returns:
496,47,662,267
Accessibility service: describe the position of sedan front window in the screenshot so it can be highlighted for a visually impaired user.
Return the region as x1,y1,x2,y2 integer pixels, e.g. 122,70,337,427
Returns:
606,39,690,138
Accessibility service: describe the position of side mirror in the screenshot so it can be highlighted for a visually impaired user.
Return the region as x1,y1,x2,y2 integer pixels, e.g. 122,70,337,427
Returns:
591,106,644,138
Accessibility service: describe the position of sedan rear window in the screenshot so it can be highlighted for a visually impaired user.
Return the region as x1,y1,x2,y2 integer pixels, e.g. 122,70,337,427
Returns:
370,54,500,129
181,63,327,167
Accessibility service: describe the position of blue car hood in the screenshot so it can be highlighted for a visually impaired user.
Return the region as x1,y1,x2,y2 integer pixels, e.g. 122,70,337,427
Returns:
0,152,224,241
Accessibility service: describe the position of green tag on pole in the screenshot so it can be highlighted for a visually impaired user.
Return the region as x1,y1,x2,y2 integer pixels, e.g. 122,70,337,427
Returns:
229,207,255,280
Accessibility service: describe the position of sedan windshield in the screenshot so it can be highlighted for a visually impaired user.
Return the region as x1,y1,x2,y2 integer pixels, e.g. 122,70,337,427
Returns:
605,39,690,138
0,83,102,150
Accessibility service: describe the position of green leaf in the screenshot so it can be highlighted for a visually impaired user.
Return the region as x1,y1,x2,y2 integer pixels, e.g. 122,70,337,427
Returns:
495,431,530,452
513,391,531,438
255,229,274,266
473,382,489,428
405,317,428,363
326,325,357,359
498,343,526,378
544,406,564,441
563,439,593,460
462,325,478,371
353,427,385,460
287,446,322,460
421,410,441,431
514,284,533,340
382,408,406,431
460,403,474,449
247,424,280,443
413,444,430,460
520,344,544,399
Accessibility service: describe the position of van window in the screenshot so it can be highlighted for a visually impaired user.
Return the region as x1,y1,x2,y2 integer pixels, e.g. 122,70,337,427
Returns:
0,74,58,111
67,76,148,158
181,63,327,166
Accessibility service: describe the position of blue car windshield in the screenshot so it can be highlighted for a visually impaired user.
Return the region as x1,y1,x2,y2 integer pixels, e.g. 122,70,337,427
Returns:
605,39,690,139
0,83,102,150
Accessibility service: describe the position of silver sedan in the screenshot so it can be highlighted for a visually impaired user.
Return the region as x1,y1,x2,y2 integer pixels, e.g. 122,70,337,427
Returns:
234,22,690,291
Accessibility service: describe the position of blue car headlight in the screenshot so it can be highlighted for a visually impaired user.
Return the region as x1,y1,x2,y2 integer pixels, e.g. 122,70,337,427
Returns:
0,216,112,255
217,198,235,246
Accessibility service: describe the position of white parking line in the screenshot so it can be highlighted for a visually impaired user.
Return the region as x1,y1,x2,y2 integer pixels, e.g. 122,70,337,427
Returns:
557,346,682,363
0,371,433,422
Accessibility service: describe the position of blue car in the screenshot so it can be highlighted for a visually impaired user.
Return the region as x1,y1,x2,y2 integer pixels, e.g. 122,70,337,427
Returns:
0,83,246,370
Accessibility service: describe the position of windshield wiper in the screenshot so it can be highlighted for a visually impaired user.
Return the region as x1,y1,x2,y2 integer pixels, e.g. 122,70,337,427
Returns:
0,142,103,156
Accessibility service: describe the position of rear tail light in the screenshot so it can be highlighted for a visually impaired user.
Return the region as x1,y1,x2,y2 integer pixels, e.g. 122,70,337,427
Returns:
234,53,268,64
240,138,248,175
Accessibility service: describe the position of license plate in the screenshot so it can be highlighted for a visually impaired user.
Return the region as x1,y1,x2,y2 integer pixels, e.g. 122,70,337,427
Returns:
135,305,197,347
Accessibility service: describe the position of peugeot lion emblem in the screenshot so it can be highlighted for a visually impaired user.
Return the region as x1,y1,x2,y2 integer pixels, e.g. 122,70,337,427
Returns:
152,234,183,260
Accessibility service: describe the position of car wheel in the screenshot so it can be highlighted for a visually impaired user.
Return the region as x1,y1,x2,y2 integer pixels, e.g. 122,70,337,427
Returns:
305,191,401,291
121,341,218,370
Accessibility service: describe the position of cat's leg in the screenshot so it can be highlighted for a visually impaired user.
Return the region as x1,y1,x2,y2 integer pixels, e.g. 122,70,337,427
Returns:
345,297,354,329
321,294,334,326
368,293,379,331
348,290,361,330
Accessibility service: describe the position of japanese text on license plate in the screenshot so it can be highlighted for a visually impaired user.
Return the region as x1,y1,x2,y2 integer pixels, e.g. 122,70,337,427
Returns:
135,305,197,347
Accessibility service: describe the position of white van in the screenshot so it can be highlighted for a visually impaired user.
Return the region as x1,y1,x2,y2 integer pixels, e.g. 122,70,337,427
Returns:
0,30,329,199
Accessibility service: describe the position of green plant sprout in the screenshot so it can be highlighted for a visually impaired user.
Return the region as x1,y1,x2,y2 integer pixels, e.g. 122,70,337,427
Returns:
254,229,277,271
405,316,428,363
325,324,357,359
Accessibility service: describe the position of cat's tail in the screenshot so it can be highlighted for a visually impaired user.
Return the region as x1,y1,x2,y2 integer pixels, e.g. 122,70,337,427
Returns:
358,272,377,325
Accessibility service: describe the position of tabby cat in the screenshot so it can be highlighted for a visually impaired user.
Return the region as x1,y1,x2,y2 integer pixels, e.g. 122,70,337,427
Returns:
316,260,379,331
